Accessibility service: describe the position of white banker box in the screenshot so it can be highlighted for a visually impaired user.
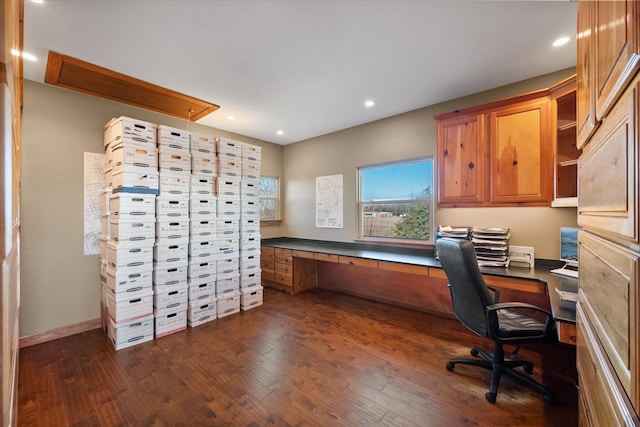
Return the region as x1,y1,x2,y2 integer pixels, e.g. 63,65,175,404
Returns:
216,275,240,296
190,176,216,197
241,219,260,235
108,314,154,351
110,193,156,221
190,198,216,219
240,256,261,274
188,280,216,301
109,144,158,171
154,284,188,315
218,159,241,179
154,243,189,264
190,219,217,241
216,257,240,276
105,268,153,294
215,237,240,258
187,260,217,280
240,200,260,218
217,179,241,199
110,171,159,194
155,310,187,338
217,199,241,219
158,125,190,148
109,220,155,246
241,144,262,161
105,116,157,148
158,173,190,198
188,300,217,327
153,264,188,288
216,138,242,157
216,219,240,237
241,286,264,311
240,182,259,199
107,242,153,270
156,220,190,243
190,133,215,154
241,270,262,290
158,150,191,175
189,240,217,260
156,197,189,219
107,288,154,323
191,152,217,176
217,292,240,318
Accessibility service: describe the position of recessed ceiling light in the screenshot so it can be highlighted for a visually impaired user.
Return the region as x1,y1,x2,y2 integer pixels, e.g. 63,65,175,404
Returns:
364,100,375,108
227,115,235,121
276,130,284,135
552,36,570,47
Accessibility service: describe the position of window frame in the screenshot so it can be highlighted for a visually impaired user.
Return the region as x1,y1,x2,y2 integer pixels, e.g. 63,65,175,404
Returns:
259,176,281,222
357,157,434,246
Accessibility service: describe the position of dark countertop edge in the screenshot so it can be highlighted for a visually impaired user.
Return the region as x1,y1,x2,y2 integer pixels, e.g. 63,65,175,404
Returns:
262,237,578,323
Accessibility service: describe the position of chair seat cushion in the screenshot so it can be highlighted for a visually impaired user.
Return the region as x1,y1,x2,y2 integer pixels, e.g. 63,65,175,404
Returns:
497,309,546,338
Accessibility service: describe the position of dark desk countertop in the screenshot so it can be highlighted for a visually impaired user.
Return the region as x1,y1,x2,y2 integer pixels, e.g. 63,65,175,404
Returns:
262,237,578,324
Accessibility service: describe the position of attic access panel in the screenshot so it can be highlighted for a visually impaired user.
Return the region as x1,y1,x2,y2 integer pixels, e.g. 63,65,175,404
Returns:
44,51,219,121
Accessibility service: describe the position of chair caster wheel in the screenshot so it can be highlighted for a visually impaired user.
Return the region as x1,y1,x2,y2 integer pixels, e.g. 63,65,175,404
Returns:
470,348,479,357
446,362,454,371
543,393,556,405
523,363,534,374
485,392,497,403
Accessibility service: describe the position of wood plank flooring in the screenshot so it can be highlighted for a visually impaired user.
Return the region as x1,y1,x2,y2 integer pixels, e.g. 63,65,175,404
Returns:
17,288,578,426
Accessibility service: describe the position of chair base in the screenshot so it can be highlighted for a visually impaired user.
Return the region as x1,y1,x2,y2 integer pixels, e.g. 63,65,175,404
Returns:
446,344,556,405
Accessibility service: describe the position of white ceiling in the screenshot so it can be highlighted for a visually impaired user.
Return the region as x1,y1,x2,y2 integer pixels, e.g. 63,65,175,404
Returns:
22,0,577,145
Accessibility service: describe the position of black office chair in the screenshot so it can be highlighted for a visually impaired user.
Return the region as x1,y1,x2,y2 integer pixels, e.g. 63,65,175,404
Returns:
435,238,556,404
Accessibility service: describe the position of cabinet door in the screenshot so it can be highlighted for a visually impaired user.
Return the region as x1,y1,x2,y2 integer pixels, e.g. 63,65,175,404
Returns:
578,81,638,243
488,97,553,205
436,113,487,206
594,0,640,120
577,0,598,149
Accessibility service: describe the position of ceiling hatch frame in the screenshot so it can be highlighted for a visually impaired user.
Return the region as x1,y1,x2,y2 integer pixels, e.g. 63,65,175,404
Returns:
44,51,219,121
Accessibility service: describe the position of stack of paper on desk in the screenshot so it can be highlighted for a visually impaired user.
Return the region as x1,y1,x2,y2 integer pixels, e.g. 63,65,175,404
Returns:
435,225,471,259
471,227,511,267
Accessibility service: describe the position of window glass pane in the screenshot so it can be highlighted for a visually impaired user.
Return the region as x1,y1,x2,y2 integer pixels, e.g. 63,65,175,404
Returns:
259,177,276,197
361,161,432,201
360,159,433,242
260,199,276,219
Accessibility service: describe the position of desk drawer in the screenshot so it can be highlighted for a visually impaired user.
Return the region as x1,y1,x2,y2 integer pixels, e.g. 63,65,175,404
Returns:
314,253,339,263
339,256,378,268
275,248,293,265
378,261,428,276
293,250,314,259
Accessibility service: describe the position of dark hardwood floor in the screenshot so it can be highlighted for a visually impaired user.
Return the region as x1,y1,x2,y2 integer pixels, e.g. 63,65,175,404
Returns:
17,287,578,426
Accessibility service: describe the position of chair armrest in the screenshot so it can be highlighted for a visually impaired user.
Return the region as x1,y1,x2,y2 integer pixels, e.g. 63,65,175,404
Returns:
486,302,555,342
486,285,500,304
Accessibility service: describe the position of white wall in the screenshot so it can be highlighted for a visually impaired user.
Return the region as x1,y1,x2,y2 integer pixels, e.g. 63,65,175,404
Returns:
281,68,578,258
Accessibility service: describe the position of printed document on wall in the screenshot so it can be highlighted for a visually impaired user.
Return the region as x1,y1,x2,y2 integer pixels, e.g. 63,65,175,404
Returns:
316,174,343,228
84,152,106,255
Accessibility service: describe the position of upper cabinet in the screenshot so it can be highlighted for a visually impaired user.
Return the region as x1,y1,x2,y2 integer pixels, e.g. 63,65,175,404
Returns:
436,91,553,208
550,76,581,207
436,113,487,206
593,0,640,121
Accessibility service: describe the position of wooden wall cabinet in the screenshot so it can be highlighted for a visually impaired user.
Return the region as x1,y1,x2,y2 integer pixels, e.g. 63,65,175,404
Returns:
551,76,581,207
437,113,487,206
576,1,640,424
436,91,553,207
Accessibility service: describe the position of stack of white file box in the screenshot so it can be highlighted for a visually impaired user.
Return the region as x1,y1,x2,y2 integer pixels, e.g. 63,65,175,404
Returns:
187,133,218,327
99,116,264,349
101,117,159,350
239,143,263,310
154,125,191,337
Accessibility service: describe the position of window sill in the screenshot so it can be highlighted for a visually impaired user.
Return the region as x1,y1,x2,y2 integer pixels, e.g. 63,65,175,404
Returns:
354,237,434,250
260,219,283,226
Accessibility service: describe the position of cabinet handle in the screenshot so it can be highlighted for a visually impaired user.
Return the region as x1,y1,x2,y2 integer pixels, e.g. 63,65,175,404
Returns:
468,162,474,169
444,149,449,156
512,160,518,166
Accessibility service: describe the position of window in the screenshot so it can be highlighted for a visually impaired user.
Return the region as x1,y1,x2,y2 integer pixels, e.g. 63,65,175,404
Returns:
358,158,433,243
259,177,280,220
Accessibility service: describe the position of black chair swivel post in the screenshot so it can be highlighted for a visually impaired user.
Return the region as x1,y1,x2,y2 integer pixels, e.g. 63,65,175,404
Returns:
435,238,556,404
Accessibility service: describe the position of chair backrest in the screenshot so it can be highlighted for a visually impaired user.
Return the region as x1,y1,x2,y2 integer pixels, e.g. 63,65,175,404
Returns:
436,238,495,337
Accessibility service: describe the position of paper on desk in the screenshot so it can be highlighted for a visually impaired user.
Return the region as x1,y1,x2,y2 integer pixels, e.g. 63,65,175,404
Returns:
555,288,578,302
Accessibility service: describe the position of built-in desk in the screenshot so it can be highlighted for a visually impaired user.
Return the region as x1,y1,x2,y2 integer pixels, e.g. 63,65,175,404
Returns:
260,238,577,345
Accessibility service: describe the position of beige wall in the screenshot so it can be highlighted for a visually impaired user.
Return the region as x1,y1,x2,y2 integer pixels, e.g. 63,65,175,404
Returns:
282,67,578,259
20,80,282,337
